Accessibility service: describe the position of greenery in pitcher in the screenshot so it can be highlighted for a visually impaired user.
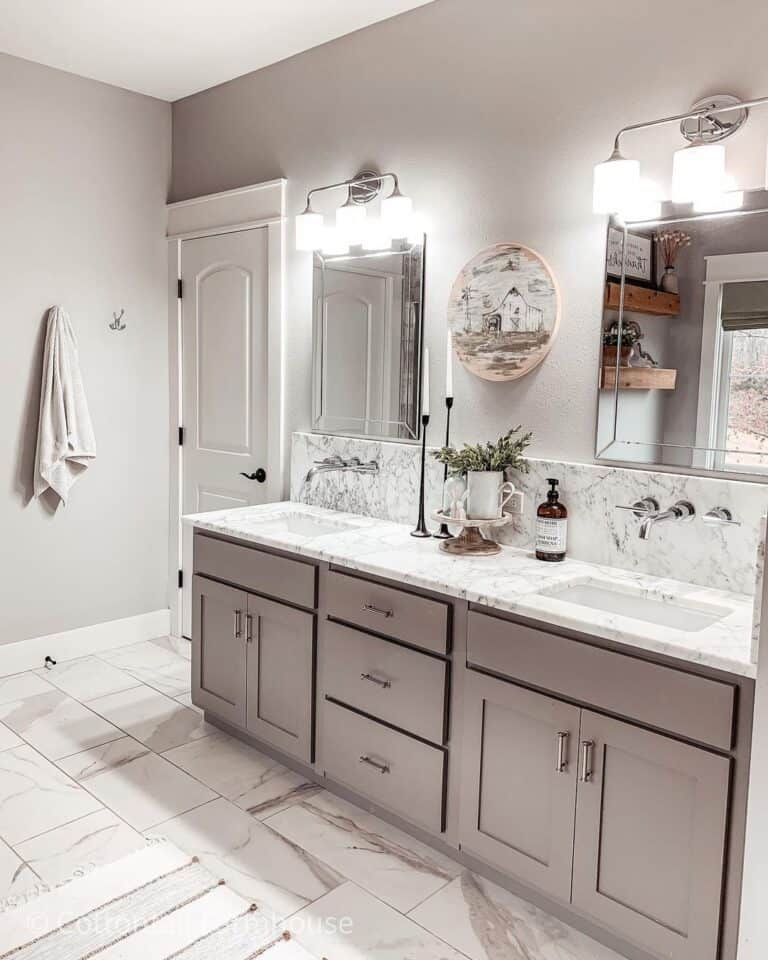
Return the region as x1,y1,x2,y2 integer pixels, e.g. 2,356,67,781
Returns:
433,426,532,474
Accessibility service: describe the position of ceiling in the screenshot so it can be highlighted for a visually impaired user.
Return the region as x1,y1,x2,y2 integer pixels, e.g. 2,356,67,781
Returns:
0,0,434,101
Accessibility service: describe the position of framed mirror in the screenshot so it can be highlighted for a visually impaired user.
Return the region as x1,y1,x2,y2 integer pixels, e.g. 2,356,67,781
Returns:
596,190,768,475
312,239,425,441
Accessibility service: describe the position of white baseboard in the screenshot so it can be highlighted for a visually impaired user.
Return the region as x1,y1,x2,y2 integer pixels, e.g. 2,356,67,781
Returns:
0,609,171,678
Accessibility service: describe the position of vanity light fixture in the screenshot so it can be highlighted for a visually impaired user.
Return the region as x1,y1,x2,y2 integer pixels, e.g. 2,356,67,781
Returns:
593,93,768,217
296,170,415,252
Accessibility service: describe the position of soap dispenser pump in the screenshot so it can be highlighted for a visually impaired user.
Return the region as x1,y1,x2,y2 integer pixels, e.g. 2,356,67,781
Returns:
536,478,568,562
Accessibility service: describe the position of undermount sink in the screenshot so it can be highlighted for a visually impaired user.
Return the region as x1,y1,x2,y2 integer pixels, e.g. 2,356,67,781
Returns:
538,579,730,632
258,512,357,538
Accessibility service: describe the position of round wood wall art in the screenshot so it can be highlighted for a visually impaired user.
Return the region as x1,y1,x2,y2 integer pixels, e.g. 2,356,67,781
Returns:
447,243,561,381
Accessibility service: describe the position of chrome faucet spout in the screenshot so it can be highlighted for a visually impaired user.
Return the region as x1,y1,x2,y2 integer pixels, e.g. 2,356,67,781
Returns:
636,500,696,540
304,455,380,484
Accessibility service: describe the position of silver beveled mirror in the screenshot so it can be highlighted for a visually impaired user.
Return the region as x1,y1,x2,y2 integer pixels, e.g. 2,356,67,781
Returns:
596,190,768,475
312,239,425,441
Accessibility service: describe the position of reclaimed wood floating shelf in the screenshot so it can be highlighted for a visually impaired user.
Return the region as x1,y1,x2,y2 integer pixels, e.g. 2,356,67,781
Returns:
601,367,678,390
605,282,680,317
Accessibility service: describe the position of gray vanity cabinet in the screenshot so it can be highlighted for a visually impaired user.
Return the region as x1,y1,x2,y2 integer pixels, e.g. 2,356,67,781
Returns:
459,669,581,901
191,575,248,727
245,594,314,763
572,711,730,960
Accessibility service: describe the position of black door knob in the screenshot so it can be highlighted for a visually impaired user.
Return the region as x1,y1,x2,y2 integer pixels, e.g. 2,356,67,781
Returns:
240,468,267,483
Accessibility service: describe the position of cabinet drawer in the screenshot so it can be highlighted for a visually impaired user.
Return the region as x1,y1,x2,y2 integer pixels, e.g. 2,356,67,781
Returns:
468,611,735,750
322,621,448,744
326,569,449,655
320,699,446,833
194,534,316,609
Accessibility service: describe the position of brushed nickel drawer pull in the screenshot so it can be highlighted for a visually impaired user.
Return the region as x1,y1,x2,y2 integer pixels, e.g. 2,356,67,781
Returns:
359,755,390,774
363,602,393,619
246,613,254,644
233,609,242,640
360,672,391,689
556,731,569,773
580,739,594,782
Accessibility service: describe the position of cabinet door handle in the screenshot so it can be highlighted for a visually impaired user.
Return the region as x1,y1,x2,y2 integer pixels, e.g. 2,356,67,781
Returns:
246,613,254,644
556,731,569,773
360,672,392,690
359,754,390,774
233,609,242,639
363,602,393,619
579,739,594,782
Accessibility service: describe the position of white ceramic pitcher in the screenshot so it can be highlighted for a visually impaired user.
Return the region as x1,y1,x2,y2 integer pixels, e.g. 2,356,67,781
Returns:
465,471,516,521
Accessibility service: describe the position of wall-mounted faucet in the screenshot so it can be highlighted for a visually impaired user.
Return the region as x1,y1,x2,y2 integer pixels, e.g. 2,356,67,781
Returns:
304,455,380,484
615,497,696,540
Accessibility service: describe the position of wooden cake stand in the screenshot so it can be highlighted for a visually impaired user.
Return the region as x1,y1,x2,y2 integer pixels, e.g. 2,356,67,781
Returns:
430,511,513,556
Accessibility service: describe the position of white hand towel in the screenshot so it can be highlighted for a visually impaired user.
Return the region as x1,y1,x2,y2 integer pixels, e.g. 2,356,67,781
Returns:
34,306,96,504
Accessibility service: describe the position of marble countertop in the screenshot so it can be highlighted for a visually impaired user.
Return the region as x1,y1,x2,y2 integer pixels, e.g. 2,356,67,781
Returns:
185,502,757,679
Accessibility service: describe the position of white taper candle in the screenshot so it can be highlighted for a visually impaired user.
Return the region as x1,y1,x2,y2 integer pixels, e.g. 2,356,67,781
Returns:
422,348,430,417
445,329,454,398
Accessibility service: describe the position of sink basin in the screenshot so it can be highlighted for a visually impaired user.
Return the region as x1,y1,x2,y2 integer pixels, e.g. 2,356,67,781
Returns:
258,512,357,538
539,580,730,632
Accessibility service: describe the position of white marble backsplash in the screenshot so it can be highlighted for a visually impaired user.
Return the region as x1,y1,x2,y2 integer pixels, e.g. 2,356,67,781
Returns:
291,431,768,597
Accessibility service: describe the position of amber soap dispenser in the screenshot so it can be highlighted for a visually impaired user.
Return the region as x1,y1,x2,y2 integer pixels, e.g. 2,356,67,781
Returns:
536,478,568,562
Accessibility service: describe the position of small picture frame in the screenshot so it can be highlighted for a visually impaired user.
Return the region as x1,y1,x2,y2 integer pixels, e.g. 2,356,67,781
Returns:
606,227,655,287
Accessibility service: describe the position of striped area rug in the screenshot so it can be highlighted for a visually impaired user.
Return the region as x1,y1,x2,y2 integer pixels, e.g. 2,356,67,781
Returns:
0,844,322,960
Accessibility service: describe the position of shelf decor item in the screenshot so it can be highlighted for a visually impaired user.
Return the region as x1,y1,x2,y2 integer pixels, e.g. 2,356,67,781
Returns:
655,230,691,294
447,243,560,382
430,510,514,556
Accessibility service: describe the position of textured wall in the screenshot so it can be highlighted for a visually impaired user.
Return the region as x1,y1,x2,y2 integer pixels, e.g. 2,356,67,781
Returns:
1,53,171,644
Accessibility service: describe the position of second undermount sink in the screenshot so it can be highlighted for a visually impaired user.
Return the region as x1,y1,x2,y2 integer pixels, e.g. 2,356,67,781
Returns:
538,579,731,632
257,512,357,538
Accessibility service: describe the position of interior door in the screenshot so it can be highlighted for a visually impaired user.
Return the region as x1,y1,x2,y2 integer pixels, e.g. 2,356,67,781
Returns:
572,710,730,960
459,669,580,901
181,228,269,637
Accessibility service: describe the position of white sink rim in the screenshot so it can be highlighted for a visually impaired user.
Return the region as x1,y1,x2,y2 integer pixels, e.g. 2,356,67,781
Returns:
256,511,358,538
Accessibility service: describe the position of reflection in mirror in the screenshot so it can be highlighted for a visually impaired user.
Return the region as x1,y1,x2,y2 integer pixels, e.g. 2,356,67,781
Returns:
312,240,424,441
596,191,768,474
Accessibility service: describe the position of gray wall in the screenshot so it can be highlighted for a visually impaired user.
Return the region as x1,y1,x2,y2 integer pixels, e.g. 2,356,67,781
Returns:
1,53,171,644
171,0,768,470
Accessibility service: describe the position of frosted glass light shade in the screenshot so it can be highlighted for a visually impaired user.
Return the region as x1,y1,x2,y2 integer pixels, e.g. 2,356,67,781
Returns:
336,200,366,245
381,190,413,237
295,209,323,251
592,153,640,214
320,226,349,256
362,218,392,251
671,142,725,203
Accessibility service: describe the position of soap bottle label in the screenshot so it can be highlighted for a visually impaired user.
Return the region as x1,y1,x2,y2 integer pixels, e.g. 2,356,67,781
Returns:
536,518,567,554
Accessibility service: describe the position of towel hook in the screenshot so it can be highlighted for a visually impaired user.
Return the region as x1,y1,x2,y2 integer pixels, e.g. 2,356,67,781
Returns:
109,309,126,331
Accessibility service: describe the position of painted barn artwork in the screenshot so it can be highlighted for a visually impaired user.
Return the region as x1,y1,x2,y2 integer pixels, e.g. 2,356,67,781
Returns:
448,243,560,381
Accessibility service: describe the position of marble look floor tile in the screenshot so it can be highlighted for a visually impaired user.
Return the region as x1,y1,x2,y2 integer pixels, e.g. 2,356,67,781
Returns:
14,809,145,887
56,736,151,782
0,745,103,844
98,641,191,696
0,673,53,706
287,881,467,960
87,686,212,752
148,797,343,923
174,693,203,715
0,690,122,761
35,657,140,701
81,751,216,831
0,723,22,753
163,732,321,817
265,791,461,913
151,635,192,661
410,872,625,960
0,840,43,909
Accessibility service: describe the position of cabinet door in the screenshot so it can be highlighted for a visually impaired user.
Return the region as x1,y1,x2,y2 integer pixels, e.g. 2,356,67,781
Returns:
246,594,315,762
459,670,580,901
192,575,247,726
572,711,730,960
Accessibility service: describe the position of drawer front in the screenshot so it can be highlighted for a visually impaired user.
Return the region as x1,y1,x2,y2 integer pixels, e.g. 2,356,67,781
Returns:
468,611,735,750
194,534,316,609
320,699,446,833
326,569,449,655
322,621,448,744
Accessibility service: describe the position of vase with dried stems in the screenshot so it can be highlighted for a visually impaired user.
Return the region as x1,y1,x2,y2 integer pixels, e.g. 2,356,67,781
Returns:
655,230,691,295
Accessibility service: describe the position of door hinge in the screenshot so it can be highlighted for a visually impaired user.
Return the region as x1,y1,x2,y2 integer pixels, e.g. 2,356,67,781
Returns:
178,569,184,589
177,278,183,299
178,426,184,446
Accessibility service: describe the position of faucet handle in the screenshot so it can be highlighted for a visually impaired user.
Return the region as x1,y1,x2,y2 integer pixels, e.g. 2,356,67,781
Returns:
703,506,741,527
615,497,659,518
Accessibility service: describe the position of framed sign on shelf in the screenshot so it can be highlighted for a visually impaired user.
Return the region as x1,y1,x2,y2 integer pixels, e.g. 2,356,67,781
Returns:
606,227,655,287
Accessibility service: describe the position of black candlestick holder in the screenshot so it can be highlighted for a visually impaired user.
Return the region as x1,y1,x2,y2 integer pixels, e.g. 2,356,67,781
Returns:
411,413,432,538
433,397,454,539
